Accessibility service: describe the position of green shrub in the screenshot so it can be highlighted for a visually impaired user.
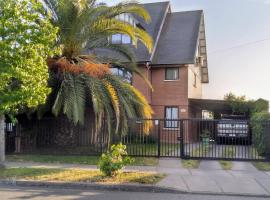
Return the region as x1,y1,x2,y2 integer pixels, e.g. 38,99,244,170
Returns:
251,112,270,156
98,143,134,176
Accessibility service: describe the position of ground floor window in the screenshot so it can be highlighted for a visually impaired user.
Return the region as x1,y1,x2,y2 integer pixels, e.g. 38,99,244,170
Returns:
165,106,179,128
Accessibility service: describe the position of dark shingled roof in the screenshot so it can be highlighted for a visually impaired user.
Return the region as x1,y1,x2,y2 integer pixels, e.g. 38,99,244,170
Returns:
132,1,170,62
152,10,203,65
91,2,203,65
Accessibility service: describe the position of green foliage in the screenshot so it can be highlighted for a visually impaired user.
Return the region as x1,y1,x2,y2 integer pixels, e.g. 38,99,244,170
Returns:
44,74,153,142
0,0,58,115
224,92,250,115
201,130,211,138
251,99,269,113
251,112,270,156
39,0,154,139
44,0,153,70
98,143,134,177
224,92,269,116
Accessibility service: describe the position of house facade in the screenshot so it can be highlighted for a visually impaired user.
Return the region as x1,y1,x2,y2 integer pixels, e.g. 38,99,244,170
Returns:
5,2,211,154
128,2,209,122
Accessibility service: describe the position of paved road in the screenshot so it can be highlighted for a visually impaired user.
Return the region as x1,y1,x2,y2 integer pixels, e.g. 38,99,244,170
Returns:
0,185,269,200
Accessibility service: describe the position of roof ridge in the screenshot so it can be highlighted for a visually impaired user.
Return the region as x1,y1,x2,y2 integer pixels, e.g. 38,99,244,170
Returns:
171,10,203,14
141,1,170,5
149,1,171,62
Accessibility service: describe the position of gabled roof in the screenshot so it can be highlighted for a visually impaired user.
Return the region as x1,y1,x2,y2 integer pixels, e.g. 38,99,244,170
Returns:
132,1,170,62
91,2,207,69
152,10,203,65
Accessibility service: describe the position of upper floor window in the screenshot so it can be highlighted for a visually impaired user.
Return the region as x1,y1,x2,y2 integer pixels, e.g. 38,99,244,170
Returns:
111,34,131,44
165,68,179,80
111,13,136,45
111,34,122,44
111,67,132,83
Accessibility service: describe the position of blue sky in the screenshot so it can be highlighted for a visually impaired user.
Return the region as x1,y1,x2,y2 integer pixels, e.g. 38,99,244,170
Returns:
101,0,270,101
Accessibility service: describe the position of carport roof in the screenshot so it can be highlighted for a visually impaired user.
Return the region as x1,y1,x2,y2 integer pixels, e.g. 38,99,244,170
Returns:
189,98,232,114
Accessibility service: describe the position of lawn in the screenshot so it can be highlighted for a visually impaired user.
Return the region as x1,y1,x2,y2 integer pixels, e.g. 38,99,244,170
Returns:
126,144,157,156
6,154,158,166
181,159,200,169
126,143,180,157
218,146,236,170
252,162,270,171
180,144,211,169
189,143,211,158
0,168,165,184
219,161,233,170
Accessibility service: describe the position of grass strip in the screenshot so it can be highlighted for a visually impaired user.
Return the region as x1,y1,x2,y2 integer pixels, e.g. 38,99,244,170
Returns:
219,161,233,170
252,162,270,171
181,160,200,169
0,168,165,184
7,155,159,166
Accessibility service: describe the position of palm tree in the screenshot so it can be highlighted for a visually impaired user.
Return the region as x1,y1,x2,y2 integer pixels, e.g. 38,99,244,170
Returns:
41,0,154,144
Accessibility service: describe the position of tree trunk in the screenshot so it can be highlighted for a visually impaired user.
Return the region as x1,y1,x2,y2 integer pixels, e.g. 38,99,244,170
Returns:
0,115,5,168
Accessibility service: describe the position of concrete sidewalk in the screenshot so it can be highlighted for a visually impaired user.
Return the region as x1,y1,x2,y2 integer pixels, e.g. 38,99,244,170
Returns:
4,159,270,197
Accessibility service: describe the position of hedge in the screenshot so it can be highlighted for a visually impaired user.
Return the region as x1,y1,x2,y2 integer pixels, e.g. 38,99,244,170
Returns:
251,112,270,157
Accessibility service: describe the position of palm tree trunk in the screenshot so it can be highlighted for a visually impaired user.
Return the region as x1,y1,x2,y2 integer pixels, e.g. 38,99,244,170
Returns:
0,114,5,168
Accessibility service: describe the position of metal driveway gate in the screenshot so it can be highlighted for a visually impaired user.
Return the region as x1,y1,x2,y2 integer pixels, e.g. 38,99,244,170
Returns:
122,119,181,157
180,119,270,161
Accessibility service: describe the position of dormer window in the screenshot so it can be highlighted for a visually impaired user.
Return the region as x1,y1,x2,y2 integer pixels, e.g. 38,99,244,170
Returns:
111,13,137,45
111,34,122,44
111,34,131,44
111,67,132,83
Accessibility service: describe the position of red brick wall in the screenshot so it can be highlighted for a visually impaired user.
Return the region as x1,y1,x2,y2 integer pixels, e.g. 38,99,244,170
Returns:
132,65,190,119
132,65,152,104
151,65,189,119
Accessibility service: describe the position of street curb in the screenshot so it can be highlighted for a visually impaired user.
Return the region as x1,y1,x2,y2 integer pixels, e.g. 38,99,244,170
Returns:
1,180,270,198
0,180,179,194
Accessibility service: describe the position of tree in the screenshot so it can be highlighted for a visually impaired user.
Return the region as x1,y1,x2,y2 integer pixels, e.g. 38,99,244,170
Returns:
224,92,250,115
251,98,269,114
0,0,58,166
41,0,154,144
224,93,269,117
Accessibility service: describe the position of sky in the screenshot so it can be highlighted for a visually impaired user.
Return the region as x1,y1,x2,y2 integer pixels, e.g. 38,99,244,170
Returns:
100,0,270,101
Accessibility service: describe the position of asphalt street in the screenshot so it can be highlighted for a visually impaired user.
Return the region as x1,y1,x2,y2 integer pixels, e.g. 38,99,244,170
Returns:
0,185,269,200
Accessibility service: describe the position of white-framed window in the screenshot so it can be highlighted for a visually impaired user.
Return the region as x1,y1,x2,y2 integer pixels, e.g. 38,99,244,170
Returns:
111,67,132,83
111,34,131,44
122,34,132,44
165,107,179,128
111,13,136,44
165,68,179,80
111,34,122,44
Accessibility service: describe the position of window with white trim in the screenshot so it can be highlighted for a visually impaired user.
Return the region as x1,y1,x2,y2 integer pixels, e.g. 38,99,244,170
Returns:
111,67,132,83
111,13,136,44
165,68,179,80
165,107,179,128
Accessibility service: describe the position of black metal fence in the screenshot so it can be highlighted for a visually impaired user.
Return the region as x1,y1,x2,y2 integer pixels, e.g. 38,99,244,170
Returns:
5,118,270,161
181,119,270,161
121,119,180,157
5,123,17,153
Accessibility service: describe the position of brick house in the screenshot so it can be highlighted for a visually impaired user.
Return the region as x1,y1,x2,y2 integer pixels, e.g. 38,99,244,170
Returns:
7,1,210,154
108,2,209,124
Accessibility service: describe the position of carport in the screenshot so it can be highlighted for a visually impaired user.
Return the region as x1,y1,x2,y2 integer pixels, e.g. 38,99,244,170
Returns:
189,98,233,119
